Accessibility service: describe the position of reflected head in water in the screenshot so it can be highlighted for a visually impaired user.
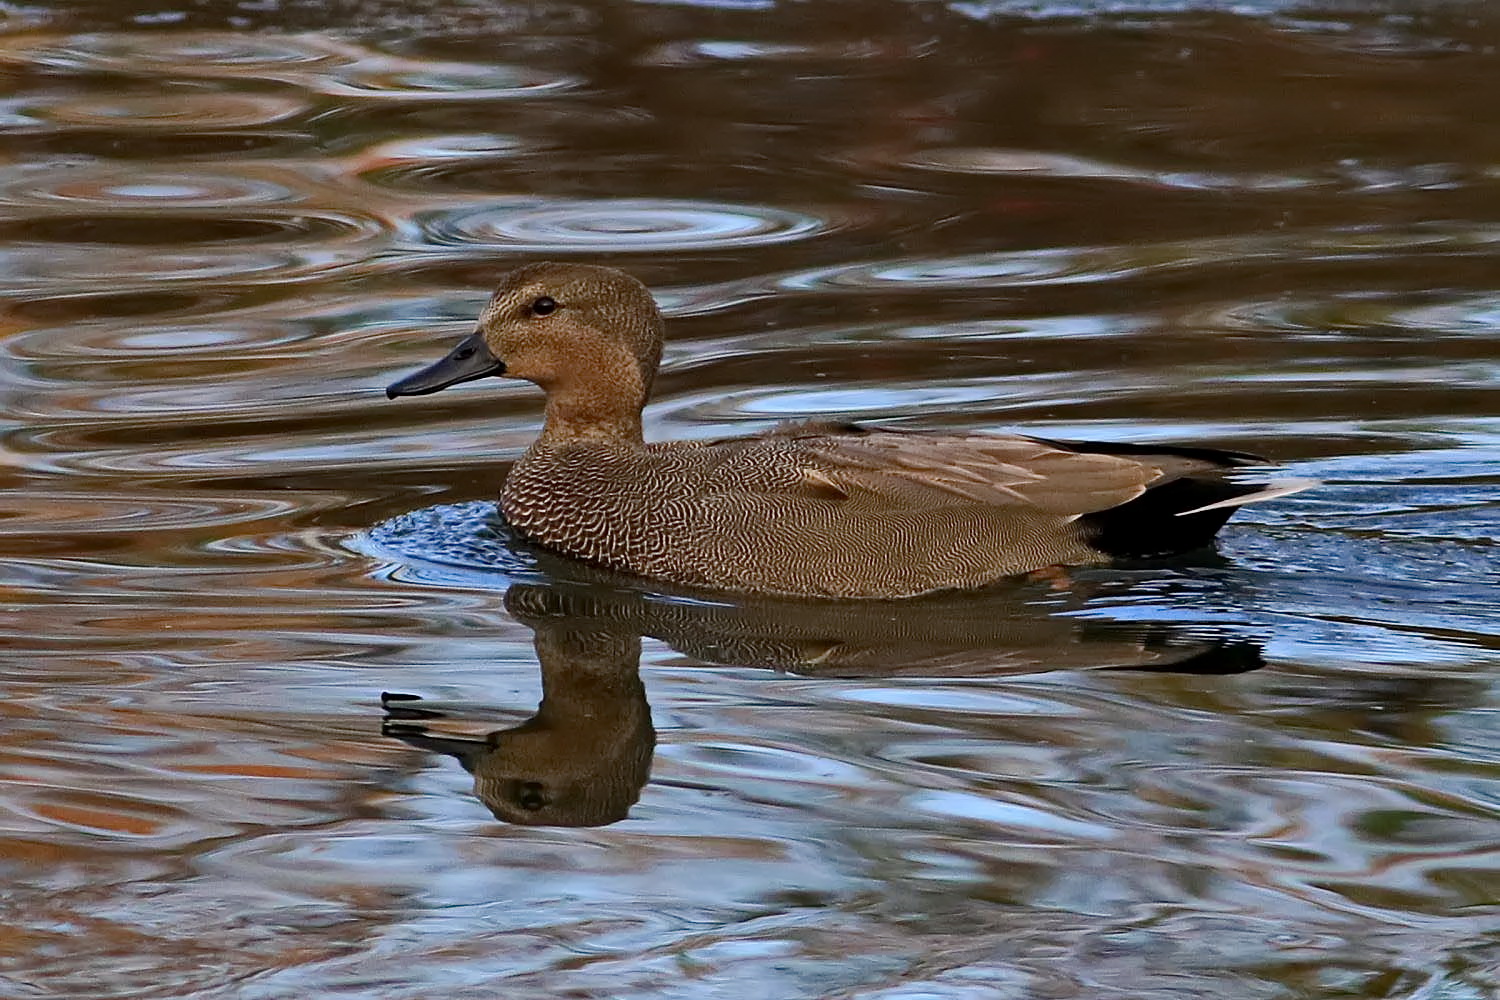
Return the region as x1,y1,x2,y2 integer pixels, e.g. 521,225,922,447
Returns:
382,618,654,828
386,262,1313,599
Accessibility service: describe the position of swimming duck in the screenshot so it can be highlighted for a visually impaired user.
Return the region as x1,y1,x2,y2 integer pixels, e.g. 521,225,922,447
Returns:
387,262,1309,599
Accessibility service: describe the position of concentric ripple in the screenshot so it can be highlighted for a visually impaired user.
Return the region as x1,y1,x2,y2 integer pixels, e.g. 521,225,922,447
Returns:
774,223,1500,293
0,32,575,103
0,207,385,289
351,134,534,194
1378,293,1500,338
675,381,1010,422
899,147,1314,192
1193,291,1500,342
37,92,308,129
4,321,315,360
419,199,827,252
318,61,578,100
0,491,303,535
644,38,891,66
0,210,377,247
0,246,370,290
0,31,357,76
778,248,1103,291
357,133,530,162
0,167,299,209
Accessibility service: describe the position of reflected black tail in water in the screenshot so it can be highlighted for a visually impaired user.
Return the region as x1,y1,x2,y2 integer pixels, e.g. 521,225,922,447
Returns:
1107,638,1265,675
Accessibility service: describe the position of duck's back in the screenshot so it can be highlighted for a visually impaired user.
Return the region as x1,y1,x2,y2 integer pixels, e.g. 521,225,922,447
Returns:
500,422,1269,598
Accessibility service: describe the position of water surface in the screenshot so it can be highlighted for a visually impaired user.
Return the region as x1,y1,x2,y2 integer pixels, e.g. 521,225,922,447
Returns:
2,1,1498,997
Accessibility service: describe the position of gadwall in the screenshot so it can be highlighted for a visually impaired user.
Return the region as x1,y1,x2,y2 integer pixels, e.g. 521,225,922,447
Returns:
387,263,1310,598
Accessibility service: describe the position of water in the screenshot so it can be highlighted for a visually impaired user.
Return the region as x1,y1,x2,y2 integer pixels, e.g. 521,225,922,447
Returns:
2,1,1498,997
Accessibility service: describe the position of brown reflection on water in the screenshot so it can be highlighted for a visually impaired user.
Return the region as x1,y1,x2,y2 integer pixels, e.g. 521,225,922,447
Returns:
380,579,1262,828
382,593,657,828
2,1,1499,997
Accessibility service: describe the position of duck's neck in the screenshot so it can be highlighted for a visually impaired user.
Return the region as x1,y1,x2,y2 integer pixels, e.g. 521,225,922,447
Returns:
534,374,648,449
533,628,647,725
537,397,643,447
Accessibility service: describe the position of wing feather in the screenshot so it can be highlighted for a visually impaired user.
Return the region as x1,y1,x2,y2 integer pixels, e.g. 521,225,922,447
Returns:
778,429,1161,516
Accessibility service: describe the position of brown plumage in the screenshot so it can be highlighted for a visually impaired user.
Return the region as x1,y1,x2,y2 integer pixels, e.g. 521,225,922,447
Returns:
387,262,1311,599
381,620,653,827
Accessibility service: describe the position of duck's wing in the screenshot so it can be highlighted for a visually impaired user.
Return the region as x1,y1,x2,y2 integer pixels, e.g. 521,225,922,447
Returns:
782,428,1164,517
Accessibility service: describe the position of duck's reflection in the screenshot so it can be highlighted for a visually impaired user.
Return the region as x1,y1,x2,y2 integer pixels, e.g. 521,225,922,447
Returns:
382,579,1264,827
383,619,654,828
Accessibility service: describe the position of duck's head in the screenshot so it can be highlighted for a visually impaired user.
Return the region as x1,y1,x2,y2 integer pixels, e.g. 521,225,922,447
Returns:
386,262,665,408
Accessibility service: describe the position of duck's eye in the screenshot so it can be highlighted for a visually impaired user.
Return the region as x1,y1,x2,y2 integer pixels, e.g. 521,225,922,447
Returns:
517,781,548,811
529,296,557,317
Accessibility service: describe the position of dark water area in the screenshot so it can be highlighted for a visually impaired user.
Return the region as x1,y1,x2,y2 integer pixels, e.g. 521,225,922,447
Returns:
2,1,1498,997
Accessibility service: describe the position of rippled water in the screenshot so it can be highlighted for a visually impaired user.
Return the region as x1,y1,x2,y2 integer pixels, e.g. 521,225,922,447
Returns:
3,1,1499,997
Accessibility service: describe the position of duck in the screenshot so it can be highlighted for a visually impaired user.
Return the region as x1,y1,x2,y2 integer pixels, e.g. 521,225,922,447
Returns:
386,262,1310,599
